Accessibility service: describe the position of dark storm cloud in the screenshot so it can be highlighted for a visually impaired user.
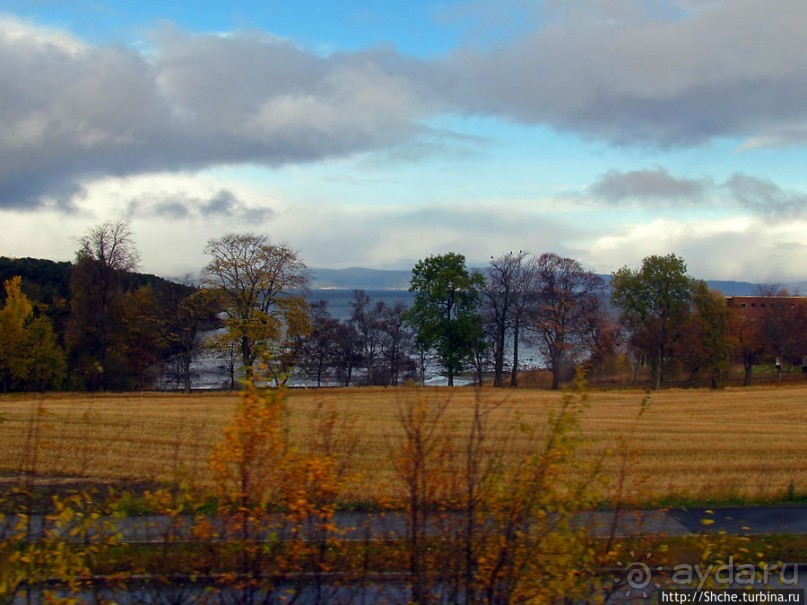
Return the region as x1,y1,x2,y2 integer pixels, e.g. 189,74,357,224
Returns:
590,167,710,203
150,200,191,219
0,21,167,209
588,167,807,217
725,173,807,218
443,0,807,147
126,189,272,222
0,17,432,209
200,190,273,222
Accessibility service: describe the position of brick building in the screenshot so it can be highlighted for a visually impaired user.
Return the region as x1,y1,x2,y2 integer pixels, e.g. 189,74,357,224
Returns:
724,295,807,322
726,296,807,371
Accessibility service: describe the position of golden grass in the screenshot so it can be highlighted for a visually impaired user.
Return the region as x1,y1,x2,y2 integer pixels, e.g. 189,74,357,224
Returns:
0,385,805,505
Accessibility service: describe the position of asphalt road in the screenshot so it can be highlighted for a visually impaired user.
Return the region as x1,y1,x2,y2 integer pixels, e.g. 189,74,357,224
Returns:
5,505,807,543
668,505,807,535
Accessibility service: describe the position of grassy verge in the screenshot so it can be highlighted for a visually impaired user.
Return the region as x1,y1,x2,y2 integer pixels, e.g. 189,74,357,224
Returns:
76,535,807,578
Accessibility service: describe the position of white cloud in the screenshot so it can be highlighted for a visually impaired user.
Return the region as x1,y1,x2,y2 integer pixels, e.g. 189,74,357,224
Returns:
0,172,279,277
7,2,807,210
0,15,85,55
0,19,432,208
587,216,807,282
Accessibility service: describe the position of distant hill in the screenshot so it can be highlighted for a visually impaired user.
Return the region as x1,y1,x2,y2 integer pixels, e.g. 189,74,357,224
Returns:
0,256,194,305
785,281,807,295
703,280,760,296
310,267,412,290
0,257,786,298
0,256,73,304
310,266,765,296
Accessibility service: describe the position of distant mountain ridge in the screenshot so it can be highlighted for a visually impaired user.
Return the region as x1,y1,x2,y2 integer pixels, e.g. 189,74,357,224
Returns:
310,266,767,296
310,267,412,290
0,257,789,298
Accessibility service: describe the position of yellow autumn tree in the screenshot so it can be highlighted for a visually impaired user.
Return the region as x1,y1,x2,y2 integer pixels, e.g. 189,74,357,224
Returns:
202,233,310,385
0,276,65,391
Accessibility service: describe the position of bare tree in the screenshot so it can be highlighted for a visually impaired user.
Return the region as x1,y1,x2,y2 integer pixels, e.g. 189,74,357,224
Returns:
350,290,383,385
76,221,140,273
378,300,414,385
581,300,621,386
480,251,529,387
169,288,221,393
332,321,362,386
67,221,140,390
529,253,605,390
303,300,340,387
756,284,805,381
508,255,537,386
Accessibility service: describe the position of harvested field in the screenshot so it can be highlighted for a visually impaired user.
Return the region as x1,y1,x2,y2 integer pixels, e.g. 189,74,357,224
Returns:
0,385,804,505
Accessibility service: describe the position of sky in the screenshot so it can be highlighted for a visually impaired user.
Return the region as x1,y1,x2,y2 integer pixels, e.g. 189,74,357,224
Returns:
3,0,807,283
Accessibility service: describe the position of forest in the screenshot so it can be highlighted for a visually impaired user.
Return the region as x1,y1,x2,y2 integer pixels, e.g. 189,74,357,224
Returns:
2,221,806,393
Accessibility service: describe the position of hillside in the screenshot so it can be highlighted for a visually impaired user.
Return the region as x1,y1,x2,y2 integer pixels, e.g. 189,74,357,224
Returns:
0,256,194,305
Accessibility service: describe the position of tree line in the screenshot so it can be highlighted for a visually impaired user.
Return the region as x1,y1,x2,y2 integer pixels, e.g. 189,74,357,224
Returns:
2,223,806,392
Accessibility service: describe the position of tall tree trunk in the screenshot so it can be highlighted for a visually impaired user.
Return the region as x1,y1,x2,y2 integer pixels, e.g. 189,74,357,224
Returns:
182,352,191,393
655,342,663,390
550,350,561,391
241,335,253,383
494,322,506,387
316,354,324,387
510,322,520,387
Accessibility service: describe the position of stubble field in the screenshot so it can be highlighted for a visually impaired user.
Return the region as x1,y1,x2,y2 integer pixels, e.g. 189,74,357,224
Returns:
0,384,805,506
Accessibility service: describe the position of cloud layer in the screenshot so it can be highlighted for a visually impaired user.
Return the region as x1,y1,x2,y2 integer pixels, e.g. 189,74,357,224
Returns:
3,2,807,282
5,1,807,209
445,0,807,147
589,168,710,204
0,17,431,208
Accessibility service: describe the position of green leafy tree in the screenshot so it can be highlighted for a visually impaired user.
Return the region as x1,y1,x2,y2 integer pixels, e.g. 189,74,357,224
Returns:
121,284,175,390
406,253,484,386
611,253,695,389
677,281,736,388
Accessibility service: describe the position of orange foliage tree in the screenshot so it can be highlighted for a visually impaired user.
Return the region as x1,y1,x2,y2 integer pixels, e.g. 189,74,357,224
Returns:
206,364,352,603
